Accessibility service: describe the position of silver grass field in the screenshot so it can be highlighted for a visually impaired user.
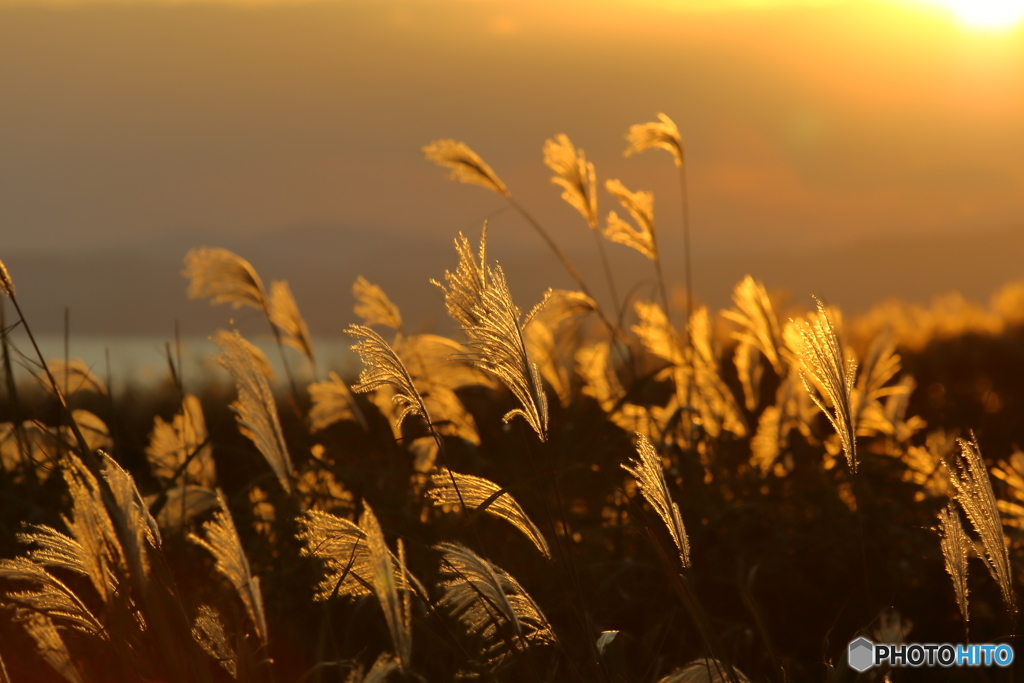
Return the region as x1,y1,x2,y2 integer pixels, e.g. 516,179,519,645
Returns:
2,115,1024,682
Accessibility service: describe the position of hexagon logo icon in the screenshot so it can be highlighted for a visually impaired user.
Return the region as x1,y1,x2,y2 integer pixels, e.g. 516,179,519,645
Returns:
848,637,875,672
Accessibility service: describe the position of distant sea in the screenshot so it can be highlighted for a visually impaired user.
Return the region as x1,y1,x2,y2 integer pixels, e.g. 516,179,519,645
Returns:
2,332,360,393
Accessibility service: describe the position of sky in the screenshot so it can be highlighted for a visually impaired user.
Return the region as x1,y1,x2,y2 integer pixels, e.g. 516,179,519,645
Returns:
1,0,1023,336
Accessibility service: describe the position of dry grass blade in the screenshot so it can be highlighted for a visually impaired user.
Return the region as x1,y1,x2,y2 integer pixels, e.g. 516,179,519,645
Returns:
792,298,858,472
422,139,510,197
428,470,551,559
215,330,293,493
19,612,85,683
622,433,690,569
544,134,598,228
436,542,555,671
604,179,656,260
946,436,1017,614
268,280,315,364
0,259,14,297
348,324,429,432
722,276,783,375
146,394,215,487
192,605,237,678
657,658,750,683
45,359,107,396
182,247,266,310
353,275,403,331
361,502,412,670
937,503,970,624
308,371,367,432
624,113,684,167
189,491,268,644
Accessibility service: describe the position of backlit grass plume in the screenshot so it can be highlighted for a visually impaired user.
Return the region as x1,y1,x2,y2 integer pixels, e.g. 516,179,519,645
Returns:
0,259,14,297
361,502,412,671
268,280,315,365
347,324,429,432
189,492,268,645
937,503,970,625
435,229,548,441
992,450,1024,529
946,436,1017,614
722,276,783,375
18,612,83,683
624,112,684,167
192,605,236,678
622,433,690,569
422,139,510,197
0,555,104,636
725,277,783,412
353,275,403,331
183,247,266,310
689,307,747,438
436,542,555,673
791,298,858,472
0,450,205,680
55,453,123,604
102,452,160,592
46,359,107,396
544,134,598,228
433,229,489,331
308,371,367,432
146,394,214,487
604,179,656,260
215,330,293,493
428,470,551,559
465,267,549,441
297,510,413,600
396,333,498,393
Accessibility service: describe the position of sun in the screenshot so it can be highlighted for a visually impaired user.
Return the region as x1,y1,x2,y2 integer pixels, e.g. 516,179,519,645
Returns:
925,0,1024,29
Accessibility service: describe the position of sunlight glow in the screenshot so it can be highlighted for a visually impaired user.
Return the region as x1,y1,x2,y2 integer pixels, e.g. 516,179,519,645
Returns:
925,0,1024,29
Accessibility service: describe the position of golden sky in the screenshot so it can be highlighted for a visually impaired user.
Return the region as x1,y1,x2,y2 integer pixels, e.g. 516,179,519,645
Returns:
1,0,1023,331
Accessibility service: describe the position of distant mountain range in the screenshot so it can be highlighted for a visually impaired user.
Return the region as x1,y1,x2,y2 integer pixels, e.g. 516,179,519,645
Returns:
4,223,1022,337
